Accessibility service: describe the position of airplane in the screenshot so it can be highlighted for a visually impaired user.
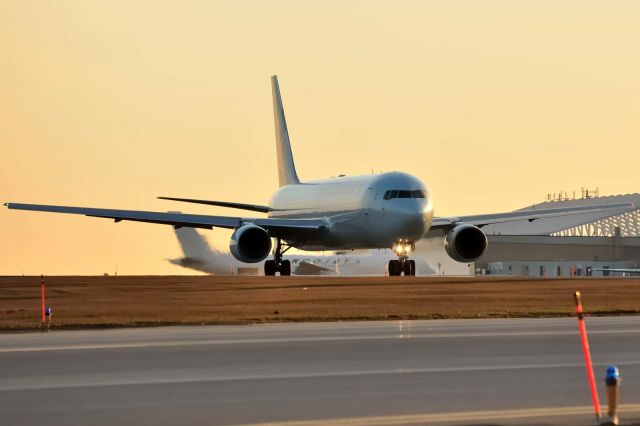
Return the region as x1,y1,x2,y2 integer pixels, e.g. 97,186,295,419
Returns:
4,76,635,276
169,227,434,275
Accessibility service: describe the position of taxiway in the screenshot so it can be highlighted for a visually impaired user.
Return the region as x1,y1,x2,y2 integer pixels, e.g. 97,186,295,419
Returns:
1,317,639,425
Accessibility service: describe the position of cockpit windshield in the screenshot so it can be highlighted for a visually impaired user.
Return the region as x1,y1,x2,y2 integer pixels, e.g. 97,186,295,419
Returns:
383,190,426,200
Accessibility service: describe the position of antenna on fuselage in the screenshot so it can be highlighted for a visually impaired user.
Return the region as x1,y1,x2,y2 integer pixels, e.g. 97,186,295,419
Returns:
271,75,300,187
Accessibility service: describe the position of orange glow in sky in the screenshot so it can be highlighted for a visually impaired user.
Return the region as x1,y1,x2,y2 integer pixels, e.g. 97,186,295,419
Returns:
1,1,639,274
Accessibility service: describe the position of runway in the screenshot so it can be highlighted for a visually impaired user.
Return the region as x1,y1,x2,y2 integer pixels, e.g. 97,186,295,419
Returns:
1,318,639,425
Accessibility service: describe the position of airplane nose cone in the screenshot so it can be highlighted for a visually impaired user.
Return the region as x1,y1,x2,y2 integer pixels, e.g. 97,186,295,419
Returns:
408,211,427,239
388,202,427,240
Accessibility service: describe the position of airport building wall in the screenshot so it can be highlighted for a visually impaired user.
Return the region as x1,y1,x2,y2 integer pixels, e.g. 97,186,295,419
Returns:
477,235,640,276
486,260,637,277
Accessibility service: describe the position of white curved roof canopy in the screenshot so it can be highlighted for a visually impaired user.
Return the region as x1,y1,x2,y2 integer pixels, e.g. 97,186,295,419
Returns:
483,193,640,237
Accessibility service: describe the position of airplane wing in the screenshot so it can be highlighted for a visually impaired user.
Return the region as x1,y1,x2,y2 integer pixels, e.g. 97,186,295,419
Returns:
3,202,327,239
429,202,635,231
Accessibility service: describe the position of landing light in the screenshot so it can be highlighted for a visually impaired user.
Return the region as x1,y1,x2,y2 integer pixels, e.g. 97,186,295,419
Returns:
393,243,412,255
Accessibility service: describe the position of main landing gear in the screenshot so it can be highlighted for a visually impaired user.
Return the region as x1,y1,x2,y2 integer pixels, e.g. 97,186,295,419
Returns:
388,240,416,276
264,238,292,276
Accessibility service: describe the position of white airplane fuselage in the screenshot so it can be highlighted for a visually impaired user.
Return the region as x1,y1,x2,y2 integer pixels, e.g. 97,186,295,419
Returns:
269,172,433,250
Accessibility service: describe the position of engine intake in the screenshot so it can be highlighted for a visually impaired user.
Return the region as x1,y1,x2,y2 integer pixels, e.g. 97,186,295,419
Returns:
444,224,488,262
229,224,272,263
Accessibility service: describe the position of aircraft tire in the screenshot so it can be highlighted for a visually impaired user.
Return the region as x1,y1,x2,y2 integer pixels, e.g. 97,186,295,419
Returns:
280,260,291,276
264,260,277,276
403,261,412,276
388,260,400,276
408,259,416,276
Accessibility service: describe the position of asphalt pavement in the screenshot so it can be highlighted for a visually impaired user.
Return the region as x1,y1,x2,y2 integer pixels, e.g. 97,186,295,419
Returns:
1,317,639,425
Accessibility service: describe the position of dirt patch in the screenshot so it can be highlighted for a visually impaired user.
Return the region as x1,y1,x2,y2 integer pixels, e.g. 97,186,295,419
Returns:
1,275,638,331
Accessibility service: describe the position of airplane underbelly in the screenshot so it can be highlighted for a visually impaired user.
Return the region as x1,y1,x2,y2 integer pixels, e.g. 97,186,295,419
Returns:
290,209,397,250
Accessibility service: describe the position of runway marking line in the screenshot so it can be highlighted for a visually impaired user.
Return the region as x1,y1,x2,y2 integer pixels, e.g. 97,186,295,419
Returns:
231,404,640,426
3,328,640,353
3,360,640,392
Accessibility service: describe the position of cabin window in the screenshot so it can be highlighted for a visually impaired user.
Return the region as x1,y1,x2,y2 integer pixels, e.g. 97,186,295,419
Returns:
383,190,398,200
383,189,426,200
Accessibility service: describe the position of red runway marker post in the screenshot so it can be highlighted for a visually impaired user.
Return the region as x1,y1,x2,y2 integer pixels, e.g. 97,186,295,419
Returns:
574,291,601,420
40,275,46,324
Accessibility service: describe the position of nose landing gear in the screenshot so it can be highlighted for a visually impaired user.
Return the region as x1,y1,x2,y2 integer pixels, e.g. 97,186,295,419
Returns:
264,238,292,276
388,240,416,276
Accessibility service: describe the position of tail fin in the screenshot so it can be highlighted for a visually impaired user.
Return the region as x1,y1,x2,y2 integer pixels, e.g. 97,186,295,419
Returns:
174,227,219,258
171,227,234,275
271,75,300,187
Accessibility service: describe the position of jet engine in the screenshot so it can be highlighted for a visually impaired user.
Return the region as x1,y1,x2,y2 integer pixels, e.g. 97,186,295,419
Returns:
229,224,272,263
444,224,488,262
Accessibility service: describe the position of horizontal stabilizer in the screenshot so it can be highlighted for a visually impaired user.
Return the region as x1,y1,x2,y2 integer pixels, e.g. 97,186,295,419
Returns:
159,196,272,213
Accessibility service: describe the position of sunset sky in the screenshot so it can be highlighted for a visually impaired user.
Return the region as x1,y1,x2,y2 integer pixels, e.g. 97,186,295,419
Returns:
1,1,639,275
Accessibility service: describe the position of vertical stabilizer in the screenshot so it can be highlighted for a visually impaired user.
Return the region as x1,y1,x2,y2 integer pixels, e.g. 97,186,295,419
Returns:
271,75,300,187
174,227,219,258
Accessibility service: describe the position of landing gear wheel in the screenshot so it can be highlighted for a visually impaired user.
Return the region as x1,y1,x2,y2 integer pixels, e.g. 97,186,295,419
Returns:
388,260,401,276
264,260,277,276
403,261,411,276
402,260,416,276
280,260,291,276
388,240,417,277
266,238,293,276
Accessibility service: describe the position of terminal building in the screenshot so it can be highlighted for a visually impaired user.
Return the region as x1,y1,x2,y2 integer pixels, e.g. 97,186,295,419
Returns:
475,192,640,277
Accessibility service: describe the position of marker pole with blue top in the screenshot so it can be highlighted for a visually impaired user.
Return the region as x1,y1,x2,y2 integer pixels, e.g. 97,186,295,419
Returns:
574,291,601,420
45,306,52,332
606,365,621,425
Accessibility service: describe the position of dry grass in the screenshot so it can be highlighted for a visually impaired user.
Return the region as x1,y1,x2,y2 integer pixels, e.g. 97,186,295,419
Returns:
1,275,639,331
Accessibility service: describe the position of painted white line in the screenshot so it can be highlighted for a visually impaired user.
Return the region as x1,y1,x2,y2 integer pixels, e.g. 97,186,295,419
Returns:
229,404,640,426
3,360,640,391
2,328,640,353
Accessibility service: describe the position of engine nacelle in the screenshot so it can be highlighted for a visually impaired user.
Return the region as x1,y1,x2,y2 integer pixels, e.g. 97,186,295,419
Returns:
444,224,488,262
229,224,272,263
